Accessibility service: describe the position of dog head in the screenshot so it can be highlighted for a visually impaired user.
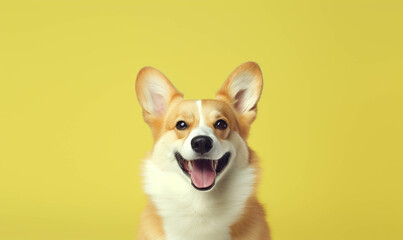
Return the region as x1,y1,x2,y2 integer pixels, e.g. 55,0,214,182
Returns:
135,62,262,191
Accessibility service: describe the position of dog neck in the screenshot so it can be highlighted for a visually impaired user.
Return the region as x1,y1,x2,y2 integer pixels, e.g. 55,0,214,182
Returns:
142,158,255,240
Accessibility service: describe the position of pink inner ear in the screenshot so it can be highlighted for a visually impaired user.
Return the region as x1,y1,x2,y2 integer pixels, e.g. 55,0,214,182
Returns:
234,90,246,113
151,93,166,115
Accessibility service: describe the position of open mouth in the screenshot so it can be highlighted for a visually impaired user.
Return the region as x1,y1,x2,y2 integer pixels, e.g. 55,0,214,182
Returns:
175,152,231,191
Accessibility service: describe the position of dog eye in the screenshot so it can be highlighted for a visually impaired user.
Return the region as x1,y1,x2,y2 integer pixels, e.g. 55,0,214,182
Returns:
214,120,228,130
176,121,188,130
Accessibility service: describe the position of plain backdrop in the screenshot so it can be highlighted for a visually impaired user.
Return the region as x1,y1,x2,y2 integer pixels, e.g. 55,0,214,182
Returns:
0,1,402,240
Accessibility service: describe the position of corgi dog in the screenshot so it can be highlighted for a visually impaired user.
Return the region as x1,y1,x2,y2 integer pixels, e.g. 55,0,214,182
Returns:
135,62,270,240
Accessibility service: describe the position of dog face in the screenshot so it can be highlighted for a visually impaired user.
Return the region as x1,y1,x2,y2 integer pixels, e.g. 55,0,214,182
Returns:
136,62,262,191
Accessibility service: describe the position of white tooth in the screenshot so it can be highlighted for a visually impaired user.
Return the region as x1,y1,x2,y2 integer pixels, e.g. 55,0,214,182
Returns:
188,161,193,171
213,160,218,170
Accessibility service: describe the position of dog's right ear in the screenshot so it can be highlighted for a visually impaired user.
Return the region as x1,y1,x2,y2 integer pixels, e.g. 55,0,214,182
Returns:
135,67,183,125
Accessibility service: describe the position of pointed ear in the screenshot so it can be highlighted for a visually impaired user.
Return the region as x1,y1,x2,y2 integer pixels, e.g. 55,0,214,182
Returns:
135,67,183,123
216,62,263,124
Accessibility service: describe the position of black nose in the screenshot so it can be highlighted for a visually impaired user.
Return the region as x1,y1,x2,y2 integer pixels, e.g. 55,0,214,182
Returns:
191,136,213,154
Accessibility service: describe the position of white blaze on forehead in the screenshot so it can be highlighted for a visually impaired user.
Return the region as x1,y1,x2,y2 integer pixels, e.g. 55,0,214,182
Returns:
195,99,212,135
196,100,205,126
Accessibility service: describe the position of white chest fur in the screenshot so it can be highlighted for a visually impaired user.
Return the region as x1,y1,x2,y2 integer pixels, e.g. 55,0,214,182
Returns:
142,160,255,240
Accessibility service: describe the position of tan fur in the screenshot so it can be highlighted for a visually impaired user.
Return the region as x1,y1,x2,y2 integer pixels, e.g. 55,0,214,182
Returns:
137,202,165,240
135,62,270,239
230,150,271,239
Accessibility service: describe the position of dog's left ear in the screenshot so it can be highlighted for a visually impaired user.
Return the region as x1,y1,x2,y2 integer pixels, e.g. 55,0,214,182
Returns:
217,62,263,125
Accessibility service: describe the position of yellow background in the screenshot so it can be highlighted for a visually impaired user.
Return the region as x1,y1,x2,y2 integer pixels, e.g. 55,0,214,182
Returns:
1,1,402,239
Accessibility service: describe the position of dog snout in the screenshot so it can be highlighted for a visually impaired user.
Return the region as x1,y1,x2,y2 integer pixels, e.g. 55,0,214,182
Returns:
191,136,213,154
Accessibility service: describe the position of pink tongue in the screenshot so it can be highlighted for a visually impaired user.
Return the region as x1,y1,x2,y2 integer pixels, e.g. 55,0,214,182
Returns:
190,160,216,189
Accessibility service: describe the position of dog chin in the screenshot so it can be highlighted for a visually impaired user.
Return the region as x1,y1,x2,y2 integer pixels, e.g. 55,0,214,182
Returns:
175,152,231,191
